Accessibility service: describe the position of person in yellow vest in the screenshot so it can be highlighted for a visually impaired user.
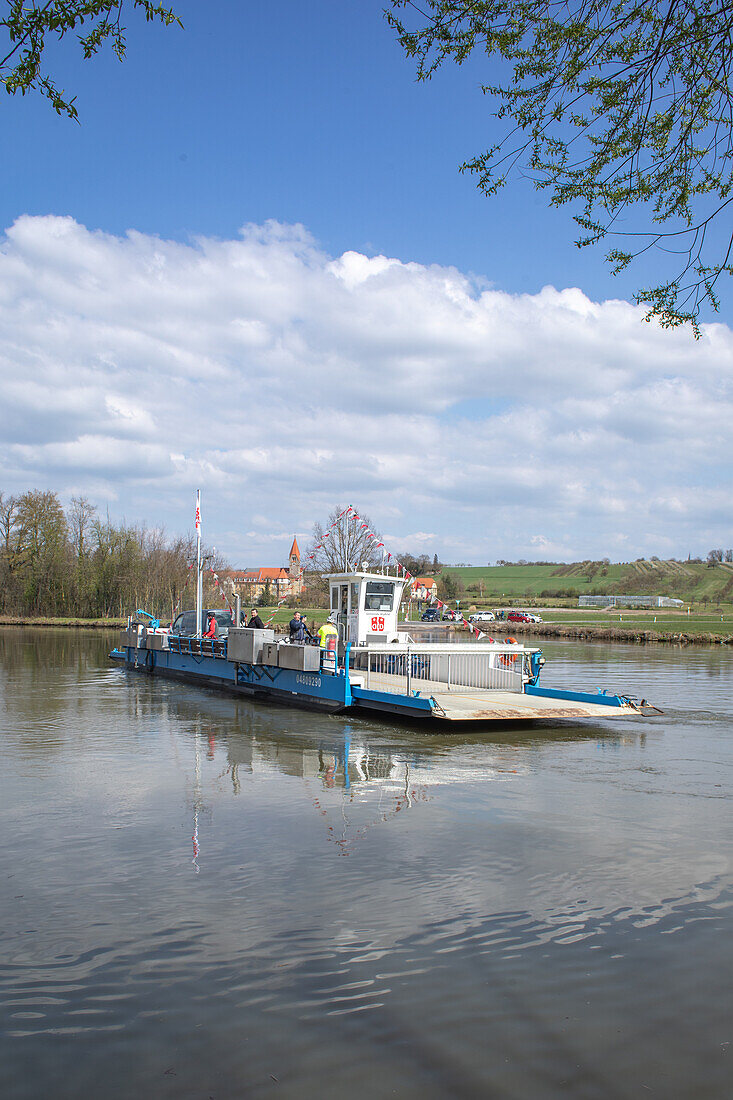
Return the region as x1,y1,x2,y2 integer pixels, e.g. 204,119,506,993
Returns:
317,615,338,649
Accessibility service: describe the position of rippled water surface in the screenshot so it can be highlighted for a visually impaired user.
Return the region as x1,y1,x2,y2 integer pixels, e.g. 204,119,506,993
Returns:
1,629,732,1098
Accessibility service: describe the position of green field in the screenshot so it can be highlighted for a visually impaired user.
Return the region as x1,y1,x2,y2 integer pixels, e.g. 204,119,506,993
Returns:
448,563,626,596
444,560,733,605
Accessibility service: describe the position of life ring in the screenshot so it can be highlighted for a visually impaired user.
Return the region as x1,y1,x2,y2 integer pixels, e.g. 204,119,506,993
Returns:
501,637,518,665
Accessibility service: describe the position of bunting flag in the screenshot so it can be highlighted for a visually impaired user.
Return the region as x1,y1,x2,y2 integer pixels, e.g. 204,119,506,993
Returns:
257,505,465,635
204,565,233,611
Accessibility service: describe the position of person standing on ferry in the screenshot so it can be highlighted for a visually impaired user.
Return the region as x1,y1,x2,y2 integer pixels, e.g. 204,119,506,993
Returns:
247,608,265,629
317,616,338,649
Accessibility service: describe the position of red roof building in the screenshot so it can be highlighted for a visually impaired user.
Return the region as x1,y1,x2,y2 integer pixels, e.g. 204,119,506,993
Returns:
410,576,438,600
221,537,303,601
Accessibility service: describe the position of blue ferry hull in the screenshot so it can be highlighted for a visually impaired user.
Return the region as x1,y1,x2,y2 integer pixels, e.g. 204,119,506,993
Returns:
115,645,351,712
112,643,653,723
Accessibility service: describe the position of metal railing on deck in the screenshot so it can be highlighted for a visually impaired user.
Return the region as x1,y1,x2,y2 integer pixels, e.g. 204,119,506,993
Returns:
168,635,227,659
350,644,526,695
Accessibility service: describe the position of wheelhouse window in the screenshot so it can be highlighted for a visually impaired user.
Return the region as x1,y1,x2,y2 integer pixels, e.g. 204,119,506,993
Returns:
365,581,394,611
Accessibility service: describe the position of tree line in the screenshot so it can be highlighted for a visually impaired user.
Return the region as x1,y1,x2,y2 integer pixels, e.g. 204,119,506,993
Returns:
0,489,203,620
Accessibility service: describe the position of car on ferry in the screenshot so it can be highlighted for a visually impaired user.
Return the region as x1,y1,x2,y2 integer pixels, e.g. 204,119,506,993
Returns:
171,608,235,637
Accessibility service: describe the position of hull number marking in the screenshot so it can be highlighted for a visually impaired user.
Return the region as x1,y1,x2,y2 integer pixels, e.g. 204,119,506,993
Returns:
295,673,321,688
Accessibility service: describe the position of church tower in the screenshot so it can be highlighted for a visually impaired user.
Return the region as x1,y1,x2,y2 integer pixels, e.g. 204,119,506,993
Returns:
283,532,299,594
288,535,300,572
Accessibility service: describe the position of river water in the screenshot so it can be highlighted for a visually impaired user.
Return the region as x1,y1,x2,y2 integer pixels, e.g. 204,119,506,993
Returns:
1,629,731,1099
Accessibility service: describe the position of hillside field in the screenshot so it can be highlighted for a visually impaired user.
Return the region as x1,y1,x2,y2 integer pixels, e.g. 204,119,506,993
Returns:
443,560,733,605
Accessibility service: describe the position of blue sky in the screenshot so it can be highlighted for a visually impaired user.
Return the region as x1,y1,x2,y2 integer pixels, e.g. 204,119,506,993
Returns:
1,0,731,566
4,0,647,300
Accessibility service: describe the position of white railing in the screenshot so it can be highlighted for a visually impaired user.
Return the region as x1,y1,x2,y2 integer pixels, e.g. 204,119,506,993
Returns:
350,643,528,695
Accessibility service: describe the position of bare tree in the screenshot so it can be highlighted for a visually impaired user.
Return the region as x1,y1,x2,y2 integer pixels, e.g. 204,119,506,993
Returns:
0,491,18,555
68,497,97,558
307,509,384,573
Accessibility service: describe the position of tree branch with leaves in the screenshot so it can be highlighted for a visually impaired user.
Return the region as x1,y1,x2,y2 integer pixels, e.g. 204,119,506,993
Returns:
387,0,733,332
1,0,181,120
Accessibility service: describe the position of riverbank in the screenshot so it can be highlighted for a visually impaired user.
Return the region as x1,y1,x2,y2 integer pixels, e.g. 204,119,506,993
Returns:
0,616,127,629
475,620,733,646
407,618,733,646
3,614,732,646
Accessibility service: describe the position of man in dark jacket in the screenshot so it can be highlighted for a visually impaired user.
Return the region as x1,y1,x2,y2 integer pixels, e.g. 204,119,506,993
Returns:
247,608,266,629
289,612,304,641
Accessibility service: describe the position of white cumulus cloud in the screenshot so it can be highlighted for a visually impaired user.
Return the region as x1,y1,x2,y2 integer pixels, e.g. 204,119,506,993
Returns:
0,214,731,565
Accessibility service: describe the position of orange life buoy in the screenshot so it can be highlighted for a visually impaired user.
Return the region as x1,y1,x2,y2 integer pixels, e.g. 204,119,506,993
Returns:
501,637,518,665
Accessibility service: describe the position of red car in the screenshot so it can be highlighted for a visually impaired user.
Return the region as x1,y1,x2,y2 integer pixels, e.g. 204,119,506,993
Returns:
507,611,532,623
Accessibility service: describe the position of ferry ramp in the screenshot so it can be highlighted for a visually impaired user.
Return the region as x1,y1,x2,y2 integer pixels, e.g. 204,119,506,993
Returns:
349,665,645,722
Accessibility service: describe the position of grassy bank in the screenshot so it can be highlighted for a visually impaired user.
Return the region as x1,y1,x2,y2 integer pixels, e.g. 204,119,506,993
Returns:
4,608,731,645
460,619,733,646
528,610,733,636
0,608,332,632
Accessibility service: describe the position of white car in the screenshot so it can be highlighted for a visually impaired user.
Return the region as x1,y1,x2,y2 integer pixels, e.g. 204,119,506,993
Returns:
469,611,496,623
525,612,543,623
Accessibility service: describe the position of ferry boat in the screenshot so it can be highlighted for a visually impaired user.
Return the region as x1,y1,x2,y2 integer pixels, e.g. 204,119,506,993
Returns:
111,567,659,724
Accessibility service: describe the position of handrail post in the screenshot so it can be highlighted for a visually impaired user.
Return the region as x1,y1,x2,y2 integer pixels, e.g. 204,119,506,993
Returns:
407,645,412,695
344,643,352,706
447,653,451,691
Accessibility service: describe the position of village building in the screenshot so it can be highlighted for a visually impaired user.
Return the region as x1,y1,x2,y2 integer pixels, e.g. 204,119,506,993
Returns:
222,537,304,601
410,576,438,602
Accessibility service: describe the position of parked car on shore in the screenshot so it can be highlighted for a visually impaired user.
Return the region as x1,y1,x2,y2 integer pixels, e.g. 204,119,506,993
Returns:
507,611,532,623
469,611,496,624
420,607,440,622
442,608,462,621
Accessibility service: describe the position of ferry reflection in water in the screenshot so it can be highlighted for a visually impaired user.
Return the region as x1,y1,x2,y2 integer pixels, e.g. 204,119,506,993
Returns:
2,629,731,1100
169,684,643,867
